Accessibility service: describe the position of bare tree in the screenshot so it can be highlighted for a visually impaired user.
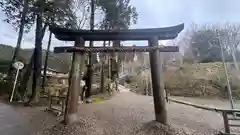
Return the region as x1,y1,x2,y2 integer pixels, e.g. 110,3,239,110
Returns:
72,0,91,29
179,23,198,63
220,23,240,71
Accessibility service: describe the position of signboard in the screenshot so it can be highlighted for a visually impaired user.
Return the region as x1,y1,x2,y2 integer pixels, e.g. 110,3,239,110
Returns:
13,61,24,70
10,61,24,102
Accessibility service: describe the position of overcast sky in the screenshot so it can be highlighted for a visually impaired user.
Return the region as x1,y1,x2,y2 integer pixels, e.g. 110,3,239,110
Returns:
1,0,240,50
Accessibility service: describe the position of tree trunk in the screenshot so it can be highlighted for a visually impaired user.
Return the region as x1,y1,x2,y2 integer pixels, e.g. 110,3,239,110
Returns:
111,26,121,92
18,53,34,100
42,32,52,89
85,0,95,101
7,0,29,82
42,7,54,89
28,47,42,104
27,0,44,105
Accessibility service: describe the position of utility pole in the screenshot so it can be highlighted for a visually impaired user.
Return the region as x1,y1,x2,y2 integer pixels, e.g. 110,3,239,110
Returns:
209,36,235,109
219,39,235,109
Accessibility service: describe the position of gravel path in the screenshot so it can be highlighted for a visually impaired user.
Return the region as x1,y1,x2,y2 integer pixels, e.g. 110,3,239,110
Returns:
0,103,29,135
33,92,227,135
0,102,60,135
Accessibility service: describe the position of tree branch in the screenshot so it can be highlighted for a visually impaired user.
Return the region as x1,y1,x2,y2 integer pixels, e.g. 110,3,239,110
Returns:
40,17,50,40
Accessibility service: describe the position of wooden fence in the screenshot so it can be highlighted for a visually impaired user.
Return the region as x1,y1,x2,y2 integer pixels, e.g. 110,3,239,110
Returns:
169,98,240,135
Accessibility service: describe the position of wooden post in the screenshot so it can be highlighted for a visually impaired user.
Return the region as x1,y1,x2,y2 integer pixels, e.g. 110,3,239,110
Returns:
108,41,111,79
222,111,230,134
100,41,106,93
100,62,105,93
64,37,85,125
148,36,167,124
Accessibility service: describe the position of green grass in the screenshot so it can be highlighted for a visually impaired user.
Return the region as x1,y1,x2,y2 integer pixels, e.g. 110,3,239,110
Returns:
92,97,105,103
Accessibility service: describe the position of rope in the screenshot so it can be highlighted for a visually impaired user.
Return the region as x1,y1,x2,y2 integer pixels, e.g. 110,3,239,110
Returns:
55,46,179,53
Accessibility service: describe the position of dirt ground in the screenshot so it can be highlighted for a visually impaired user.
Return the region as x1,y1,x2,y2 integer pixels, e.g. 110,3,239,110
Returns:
2,91,240,135
32,92,230,135
0,101,61,135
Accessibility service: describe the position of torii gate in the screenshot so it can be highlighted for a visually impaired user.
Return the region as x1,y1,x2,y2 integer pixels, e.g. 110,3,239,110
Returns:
50,23,184,125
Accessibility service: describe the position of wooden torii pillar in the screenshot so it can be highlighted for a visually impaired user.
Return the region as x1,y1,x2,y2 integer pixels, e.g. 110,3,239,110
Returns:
149,36,167,123
64,37,85,124
50,24,184,125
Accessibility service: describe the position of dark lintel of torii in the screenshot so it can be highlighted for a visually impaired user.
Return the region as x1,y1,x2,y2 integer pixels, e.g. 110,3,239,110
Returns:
49,23,184,41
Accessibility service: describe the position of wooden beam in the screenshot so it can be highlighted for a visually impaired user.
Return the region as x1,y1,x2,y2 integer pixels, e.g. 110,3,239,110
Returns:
54,46,179,53
49,24,184,41
149,36,167,124
54,34,179,41
64,37,85,125
50,24,184,35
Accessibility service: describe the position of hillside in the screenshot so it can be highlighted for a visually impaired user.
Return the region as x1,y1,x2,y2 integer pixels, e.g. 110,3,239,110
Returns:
164,62,227,98
0,44,72,73
129,62,240,99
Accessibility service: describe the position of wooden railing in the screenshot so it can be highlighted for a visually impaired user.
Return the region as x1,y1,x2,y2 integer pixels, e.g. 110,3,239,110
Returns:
221,109,240,135
169,98,240,135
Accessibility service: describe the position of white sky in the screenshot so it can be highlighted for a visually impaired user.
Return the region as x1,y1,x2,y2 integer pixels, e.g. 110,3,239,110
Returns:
1,0,240,50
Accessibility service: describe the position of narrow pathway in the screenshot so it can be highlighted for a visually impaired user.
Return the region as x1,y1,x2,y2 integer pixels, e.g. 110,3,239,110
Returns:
77,92,222,134
2,86,237,135
35,92,224,135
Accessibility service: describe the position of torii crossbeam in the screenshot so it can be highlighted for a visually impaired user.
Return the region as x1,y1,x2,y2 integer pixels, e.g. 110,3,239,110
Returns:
50,23,184,125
